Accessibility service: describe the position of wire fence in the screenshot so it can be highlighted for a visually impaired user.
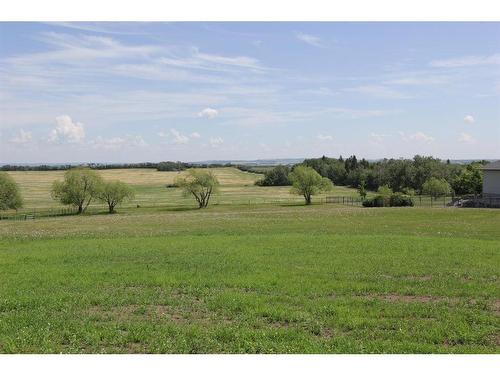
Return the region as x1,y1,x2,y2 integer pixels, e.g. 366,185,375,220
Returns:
325,195,500,208
1,194,499,221
0,207,79,221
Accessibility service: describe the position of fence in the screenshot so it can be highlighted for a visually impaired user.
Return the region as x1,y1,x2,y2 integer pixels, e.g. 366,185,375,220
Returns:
0,207,79,221
325,196,363,206
2,194,498,221
325,195,500,208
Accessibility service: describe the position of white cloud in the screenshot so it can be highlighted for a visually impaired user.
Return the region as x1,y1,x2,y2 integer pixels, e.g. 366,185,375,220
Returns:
369,132,391,144
430,54,500,68
464,115,475,125
157,131,168,138
344,85,412,99
399,131,435,144
190,132,201,139
198,107,219,119
170,129,189,144
458,132,476,144
9,129,33,144
385,76,449,86
317,134,333,141
90,135,147,150
296,33,323,48
209,136,224,147
48,115,85,143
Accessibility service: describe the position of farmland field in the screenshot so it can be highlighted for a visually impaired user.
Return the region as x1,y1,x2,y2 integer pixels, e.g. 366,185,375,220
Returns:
0,187,499,353
4,168,359,212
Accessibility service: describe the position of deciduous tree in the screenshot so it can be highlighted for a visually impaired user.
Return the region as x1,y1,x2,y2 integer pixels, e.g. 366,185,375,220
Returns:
0,172,23,211
98,180,135,213
175,169,219,208
289,166,333,205
51,168,103,214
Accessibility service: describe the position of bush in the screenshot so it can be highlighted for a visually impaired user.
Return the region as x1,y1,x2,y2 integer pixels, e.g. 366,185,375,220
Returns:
255,165,291,186
363,193,413,207
362,195,386,207
390,193,414,207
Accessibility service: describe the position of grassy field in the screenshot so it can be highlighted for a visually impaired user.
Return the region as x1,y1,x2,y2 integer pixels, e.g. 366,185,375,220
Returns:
5,168,359,212
0,203,499,353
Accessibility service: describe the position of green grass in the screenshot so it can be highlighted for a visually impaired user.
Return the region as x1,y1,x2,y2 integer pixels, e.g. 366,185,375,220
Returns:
0,205,499,353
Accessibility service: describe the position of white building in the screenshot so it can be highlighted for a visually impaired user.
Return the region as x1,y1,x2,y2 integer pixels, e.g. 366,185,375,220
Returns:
483,160,500,197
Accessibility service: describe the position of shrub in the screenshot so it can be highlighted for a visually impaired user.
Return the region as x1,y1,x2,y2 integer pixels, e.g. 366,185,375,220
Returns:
362,195,386,207
390,193,414,207
363,193,413,207
255,165,291,186
422,177,451,198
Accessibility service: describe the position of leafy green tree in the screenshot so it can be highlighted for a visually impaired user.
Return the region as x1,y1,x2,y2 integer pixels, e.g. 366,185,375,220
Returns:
289,166,333,205
98,181,135,213
51,168,104,214
0,172,23,211
452,164,483,196
422,177,451,198
175,169,219,208
377,185,393,197
358,180,367,200
255,165,291,186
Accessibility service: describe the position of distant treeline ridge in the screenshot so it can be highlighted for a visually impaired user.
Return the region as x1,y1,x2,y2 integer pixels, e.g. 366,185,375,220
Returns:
0,161,264,174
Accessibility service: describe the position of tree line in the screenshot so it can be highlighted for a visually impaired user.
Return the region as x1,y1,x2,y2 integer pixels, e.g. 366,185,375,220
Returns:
1,161,260,173
256,155,486,197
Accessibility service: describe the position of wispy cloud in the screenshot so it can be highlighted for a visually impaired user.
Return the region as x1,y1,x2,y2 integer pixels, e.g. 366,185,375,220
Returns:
430,54,500,68
344,85,412,99
464,115,475,124
296,32,324,48
209,136,224,147
369,132,392,144
317,134,333,141
458,132,476,144
9,129,33,144
198,107,219,119
170,129,190,144
399,131,435,144
90,135,147,150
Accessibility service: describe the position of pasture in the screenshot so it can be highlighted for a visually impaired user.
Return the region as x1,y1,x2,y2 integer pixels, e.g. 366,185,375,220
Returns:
0,198,499,353
5,168,359,212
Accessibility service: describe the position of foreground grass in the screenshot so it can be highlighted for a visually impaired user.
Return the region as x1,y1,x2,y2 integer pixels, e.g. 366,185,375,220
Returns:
0,205,499,353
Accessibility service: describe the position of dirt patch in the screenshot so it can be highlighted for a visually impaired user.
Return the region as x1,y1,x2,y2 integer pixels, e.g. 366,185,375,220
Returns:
85,304,205,324
356,294,460,304
379,274,432,281
491,300,500,316
492,334,500,346
84,301,236,326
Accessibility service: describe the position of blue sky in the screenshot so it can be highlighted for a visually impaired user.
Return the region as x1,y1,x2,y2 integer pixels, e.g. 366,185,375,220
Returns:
0,22,499,163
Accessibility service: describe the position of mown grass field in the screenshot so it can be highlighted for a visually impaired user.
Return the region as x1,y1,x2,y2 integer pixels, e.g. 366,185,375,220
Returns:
5,168,359,212
0,202,499,353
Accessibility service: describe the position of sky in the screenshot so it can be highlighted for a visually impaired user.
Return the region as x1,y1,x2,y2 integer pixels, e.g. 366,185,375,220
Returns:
0,22,499,163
